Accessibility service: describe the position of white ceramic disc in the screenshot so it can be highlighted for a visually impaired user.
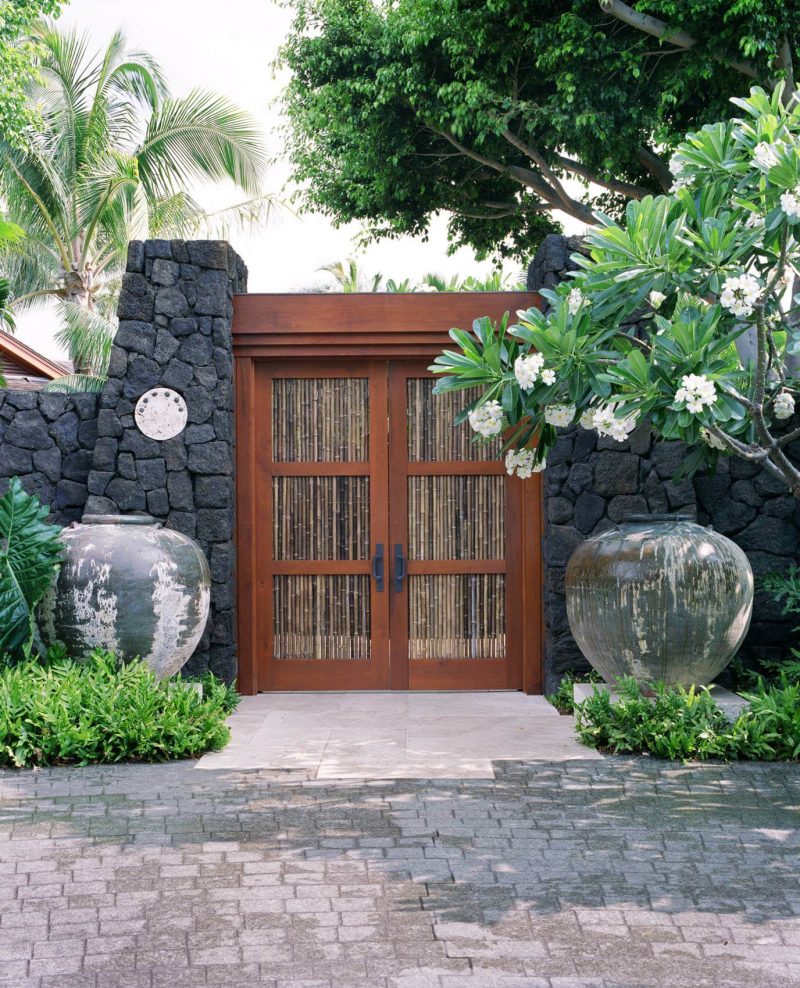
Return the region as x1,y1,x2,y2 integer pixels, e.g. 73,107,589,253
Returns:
134,388,188,441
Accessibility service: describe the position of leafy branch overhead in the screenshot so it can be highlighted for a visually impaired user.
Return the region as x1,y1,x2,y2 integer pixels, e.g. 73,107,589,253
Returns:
280,0,797,260
0,478,63,661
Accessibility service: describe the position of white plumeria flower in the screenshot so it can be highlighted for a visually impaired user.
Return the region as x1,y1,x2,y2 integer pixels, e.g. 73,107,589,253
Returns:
567,287,585,314
505,449,545,479
649,291,666,309
592,404,638,443
543,404,576,428
675,374,717,415
719,273,760,318
540,368,556,386
752,141,781,169
579,408,597,430
744,211,765,229
670,175,693,193
780,188,800,219
668,153,685,176
514,352,545,391
468,400,504,438
774,391,796,420
700,427,726,451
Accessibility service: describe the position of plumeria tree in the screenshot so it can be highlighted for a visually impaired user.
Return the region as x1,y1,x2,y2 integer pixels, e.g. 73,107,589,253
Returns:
432,85,800,497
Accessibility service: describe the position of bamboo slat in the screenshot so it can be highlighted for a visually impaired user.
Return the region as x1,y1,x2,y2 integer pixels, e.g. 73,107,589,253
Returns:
273,476,370,560
408,476,504,560
407,574,506,660
273,574,371,660
407,379,501,461
272,378,370,461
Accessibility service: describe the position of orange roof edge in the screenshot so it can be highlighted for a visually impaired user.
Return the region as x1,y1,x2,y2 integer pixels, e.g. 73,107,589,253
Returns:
0,331,69,380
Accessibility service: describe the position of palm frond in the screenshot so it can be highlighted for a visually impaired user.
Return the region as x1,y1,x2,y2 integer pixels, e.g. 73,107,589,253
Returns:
147,191,207,238
42,373,106,394
55,301,115,375
0,278,16,332
200,194,280,238
137,89,266,198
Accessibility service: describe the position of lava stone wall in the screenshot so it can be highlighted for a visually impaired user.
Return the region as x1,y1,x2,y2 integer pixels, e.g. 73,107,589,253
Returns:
0,391,99,524
84,240,247,681
529,235,800,691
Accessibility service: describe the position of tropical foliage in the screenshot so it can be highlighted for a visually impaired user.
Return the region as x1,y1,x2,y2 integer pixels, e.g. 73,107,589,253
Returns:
0,0,64,148
280,0,797,260
575,676,800,762
0,22,267,390
319,257,523,293
0,646,238,768
0,478,63,661
432,86,800,497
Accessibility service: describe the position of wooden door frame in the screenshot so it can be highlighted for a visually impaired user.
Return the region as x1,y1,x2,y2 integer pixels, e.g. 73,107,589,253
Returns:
233,292,545,695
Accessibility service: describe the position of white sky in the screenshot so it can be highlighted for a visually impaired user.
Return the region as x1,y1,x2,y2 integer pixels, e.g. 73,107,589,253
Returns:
16,0,583,358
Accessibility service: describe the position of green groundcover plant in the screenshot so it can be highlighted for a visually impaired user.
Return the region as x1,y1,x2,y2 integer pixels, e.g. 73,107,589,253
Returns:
545,669,603,715
433,85,800,497
0,646,239,769
575,676,800,761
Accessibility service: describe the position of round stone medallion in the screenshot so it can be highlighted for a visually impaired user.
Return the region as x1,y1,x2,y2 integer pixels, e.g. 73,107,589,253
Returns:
134,388,188,441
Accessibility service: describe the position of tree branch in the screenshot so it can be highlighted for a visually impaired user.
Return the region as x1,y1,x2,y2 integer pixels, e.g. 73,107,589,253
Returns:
500,129,597,224
638,146,673,192
430,126,576,216
554,154,652,200
598,0,762,81
777,37,795,103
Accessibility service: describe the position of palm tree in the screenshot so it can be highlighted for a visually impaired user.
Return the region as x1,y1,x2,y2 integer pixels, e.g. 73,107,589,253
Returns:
319,258,382,293
0,23,268,391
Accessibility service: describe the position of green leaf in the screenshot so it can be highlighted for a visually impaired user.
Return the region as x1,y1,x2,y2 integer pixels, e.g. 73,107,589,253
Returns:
0,478,63,659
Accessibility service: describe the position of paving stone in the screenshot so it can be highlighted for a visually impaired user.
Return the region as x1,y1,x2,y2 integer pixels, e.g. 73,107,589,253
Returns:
0,758,798,987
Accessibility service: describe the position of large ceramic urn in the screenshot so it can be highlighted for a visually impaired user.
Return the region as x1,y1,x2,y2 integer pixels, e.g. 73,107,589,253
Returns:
565,514,753,688
39,515,211,679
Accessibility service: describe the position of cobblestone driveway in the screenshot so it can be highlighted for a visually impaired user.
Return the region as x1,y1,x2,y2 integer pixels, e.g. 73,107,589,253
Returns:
1,758,799,987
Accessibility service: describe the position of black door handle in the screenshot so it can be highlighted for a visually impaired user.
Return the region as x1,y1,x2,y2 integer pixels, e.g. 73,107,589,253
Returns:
394,544,406,592
372,543,384,592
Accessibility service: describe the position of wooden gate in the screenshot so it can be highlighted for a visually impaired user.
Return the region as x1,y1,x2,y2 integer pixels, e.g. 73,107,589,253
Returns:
233,294,543,694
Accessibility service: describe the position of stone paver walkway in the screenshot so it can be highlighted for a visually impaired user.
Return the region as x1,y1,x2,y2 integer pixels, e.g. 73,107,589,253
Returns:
197,693,599,777
1,757,799,987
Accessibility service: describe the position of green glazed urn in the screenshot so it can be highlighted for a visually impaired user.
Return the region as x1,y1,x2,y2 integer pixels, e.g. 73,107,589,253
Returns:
39,515,211,679
565,514,753,688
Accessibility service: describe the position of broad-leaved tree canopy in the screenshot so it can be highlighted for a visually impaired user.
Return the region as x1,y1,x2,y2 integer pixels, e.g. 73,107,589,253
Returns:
280,0,797,259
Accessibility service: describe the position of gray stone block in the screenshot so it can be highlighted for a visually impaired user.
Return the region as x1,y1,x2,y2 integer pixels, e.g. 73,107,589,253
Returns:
6,410,52,450
154,286,190,318
105,477,146,511
195,475,232,508
117,272,155,321
187,441,232,475
33,446,62,482
135,458,167,491
0,443,33,476
115,320,156,356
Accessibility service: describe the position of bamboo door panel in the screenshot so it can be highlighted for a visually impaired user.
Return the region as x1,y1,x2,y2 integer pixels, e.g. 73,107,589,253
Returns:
388,365,524,690
255,361,390,690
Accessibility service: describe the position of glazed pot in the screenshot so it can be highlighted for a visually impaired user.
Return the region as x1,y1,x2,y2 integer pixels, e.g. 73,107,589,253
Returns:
565,514,753,688
39,515,211,679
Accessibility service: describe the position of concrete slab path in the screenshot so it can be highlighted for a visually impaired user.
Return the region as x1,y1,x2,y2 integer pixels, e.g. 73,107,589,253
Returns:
196,692,600,777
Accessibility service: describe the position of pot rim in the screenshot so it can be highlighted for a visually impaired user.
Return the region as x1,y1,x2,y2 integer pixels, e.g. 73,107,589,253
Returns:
80,514,159,526
623,513,696,524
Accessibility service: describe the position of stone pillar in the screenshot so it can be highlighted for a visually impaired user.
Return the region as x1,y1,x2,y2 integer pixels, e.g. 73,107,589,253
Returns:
85,240,247,681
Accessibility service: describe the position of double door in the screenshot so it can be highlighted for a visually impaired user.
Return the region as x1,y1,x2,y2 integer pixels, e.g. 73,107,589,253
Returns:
254,358,535,690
